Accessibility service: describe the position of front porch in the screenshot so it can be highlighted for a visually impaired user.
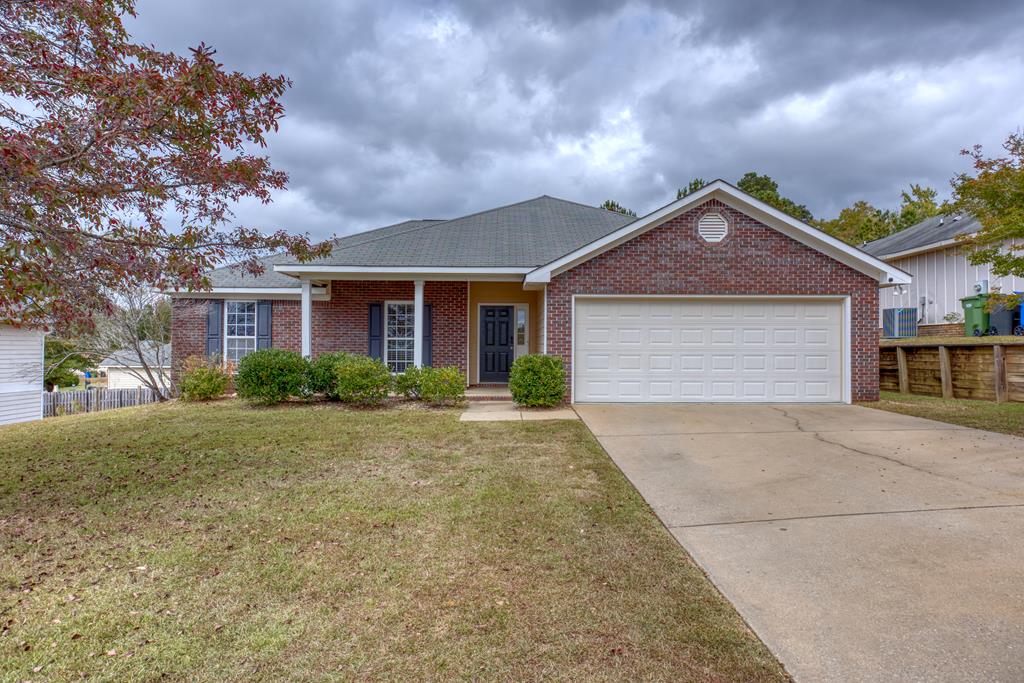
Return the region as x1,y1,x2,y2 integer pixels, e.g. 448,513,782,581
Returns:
294,279,544,385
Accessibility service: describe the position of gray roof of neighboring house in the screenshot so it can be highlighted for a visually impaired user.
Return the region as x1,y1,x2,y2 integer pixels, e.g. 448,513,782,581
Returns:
98,343,172,369
860,214,980,258
206,196,634,287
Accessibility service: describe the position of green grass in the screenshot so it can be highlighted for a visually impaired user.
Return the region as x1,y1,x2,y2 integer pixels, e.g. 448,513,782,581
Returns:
0,400,785,682
867,391,1024,437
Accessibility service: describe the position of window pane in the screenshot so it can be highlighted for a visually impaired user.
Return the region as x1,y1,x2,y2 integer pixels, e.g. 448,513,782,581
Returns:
385,302,415,372
516,309,526,345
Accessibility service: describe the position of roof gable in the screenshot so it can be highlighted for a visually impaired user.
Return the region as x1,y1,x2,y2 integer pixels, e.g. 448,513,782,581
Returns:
524,180,911,286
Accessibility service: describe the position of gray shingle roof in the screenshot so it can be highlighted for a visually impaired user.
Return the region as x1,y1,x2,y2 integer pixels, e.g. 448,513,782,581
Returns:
207,219,445,288
207,196,634,287
861,214,979,258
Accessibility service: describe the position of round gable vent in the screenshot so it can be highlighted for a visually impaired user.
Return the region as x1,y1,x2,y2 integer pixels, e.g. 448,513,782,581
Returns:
697,212,728,243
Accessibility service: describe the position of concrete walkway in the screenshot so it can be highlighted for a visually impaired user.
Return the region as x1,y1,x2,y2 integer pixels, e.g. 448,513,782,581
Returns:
459,401,578,422
576,403,1024,683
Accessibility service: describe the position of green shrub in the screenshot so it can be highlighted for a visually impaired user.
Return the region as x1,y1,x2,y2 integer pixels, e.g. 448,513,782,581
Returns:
418,366,465,405
395,366,423,399
334,355,393,406
178,355,229,401
308,351,352,398
235,349,310,404
509,354,565,407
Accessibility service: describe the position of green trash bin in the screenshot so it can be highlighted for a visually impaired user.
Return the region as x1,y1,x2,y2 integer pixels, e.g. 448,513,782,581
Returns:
961,294,991,336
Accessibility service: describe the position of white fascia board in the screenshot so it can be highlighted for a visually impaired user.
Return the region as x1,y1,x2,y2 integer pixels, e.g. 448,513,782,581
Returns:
272,265,532,282
876,237,968,261
525,180,912,286
165,286,329,300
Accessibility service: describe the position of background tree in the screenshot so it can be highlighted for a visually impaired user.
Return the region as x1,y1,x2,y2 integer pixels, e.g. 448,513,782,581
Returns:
950,131,1024,278
43,338,92,391
736,172,814,222
676,178,708,199
893,184,941,232
0,0,330,333
74,287,174,397
600,199,637,217
814,201,894,245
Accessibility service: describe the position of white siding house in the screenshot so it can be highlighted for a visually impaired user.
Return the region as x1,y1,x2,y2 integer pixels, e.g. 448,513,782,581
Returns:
864,215,1023,331
0,324,44,426
880,243,1024,326
97,343,171,390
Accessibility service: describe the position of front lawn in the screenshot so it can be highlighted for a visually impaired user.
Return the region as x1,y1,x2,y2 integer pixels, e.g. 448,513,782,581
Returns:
867,391,1024,437
0,401,785,682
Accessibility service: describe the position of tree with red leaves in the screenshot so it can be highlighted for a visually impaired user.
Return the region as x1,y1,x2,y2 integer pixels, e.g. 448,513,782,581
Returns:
0,0,329,331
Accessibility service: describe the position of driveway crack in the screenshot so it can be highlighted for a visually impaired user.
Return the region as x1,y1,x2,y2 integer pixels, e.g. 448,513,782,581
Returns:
771,406,807,432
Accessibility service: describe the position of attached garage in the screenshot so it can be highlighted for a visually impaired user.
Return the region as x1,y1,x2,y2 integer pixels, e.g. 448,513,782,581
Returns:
574,297,846,403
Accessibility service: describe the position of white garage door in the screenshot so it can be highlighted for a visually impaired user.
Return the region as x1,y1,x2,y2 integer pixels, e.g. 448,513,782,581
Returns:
574,298,844,403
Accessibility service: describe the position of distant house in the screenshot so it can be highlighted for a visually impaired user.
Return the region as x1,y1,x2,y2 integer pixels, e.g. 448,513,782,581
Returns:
97,343,171,390
0,324,44,426
862,215,1024,335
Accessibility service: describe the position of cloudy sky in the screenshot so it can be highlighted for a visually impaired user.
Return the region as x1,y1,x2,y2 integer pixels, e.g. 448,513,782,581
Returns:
129,0,1024,241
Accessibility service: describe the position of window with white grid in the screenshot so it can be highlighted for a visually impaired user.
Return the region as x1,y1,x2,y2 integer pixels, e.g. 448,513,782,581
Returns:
385,302,415,373
224,301,257,364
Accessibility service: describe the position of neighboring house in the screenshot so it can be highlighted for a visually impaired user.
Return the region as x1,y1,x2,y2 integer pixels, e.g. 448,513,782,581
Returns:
97,343,172,390
0,324,44,425
863,214,1024,335
169,180,909,403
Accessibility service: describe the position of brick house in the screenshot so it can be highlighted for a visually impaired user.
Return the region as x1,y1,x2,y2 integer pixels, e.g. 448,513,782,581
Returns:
170,180,909,403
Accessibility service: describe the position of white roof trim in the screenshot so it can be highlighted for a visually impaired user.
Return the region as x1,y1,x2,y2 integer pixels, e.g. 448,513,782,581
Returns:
273,265,532,275
525,180,912,286
874,236,973,261
165,286,329,300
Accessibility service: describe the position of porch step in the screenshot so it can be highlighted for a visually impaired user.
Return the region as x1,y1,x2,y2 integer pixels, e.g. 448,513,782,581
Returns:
466,385,512,401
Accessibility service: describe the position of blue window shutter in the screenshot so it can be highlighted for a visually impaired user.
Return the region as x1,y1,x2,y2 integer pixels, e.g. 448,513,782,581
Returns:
423,304,433,367
205,300,223,358
256,300,272,349
368,303,383,359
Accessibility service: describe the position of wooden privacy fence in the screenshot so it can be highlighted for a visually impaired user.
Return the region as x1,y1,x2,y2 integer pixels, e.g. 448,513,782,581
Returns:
880,342,1024,403
43,387,169,417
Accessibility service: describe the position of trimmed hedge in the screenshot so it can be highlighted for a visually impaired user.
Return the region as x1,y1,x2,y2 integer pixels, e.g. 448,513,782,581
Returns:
334,355,393,406
178,355,229,401
418,366,465,405
508,354,565,407
395,366,423,399
235,349,310,404
308,351,352,398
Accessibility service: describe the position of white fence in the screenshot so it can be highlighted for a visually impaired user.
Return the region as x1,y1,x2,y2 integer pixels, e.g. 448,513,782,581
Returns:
43,387,169,418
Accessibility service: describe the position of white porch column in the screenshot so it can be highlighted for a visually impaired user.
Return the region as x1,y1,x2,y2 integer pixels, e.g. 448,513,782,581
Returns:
413,279,425,367
300,280,312,358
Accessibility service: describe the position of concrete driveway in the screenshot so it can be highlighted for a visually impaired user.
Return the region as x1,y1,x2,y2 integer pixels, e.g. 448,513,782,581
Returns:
576,403,1024,683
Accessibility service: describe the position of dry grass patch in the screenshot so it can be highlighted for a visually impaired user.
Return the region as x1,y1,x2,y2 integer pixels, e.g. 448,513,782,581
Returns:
0,400,785,682
867,391,1024,437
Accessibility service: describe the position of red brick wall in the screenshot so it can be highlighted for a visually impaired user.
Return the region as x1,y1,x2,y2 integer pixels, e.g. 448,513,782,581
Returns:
172,281,469,378
170,299,209,382
545,199,881,401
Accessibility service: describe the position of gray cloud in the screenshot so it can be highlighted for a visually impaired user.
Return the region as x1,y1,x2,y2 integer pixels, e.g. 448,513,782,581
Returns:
128,0,1024,239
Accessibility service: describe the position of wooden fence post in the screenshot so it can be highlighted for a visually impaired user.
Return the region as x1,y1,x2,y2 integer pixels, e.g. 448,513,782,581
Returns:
994,345,1008,403
938,346,953,399
896,346,909,394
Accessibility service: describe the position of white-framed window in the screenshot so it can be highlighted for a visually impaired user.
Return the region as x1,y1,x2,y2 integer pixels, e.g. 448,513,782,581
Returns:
224,300,257,364
385,301,415,373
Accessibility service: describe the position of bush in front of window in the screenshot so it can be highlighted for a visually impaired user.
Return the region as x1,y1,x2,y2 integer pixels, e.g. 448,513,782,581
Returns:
333,355,393,406
418,366,465,405
395,366,423,399
179,355,230,401
508,354,566,407
307,351,352,399
235,349,311,405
